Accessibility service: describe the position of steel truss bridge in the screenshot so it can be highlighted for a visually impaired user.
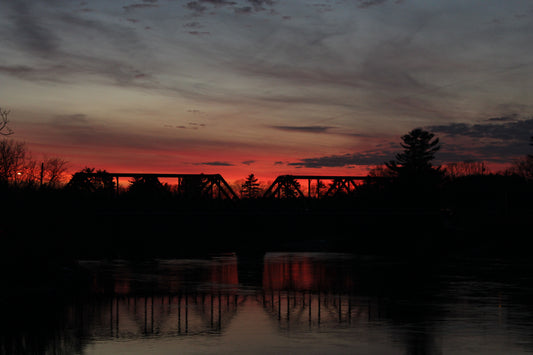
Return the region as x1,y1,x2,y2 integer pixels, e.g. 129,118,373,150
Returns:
78,173,385,199
262,175,384,199
80,172,240,199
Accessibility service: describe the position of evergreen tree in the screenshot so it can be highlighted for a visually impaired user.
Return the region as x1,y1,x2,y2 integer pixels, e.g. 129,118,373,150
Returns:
241,173,261,198
386,128,441,179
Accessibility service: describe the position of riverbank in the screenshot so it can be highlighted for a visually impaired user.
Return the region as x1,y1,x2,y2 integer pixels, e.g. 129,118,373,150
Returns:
2,201,531,263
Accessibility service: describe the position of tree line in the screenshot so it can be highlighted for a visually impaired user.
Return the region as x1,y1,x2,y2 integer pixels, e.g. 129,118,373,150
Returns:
1,106,532,201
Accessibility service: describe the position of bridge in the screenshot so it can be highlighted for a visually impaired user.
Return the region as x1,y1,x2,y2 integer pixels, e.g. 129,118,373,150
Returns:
76,172,240,199
262,175,385,199
73,172,386,200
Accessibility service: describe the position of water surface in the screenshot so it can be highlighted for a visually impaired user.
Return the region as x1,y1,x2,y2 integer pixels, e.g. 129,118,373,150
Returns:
3,252,533,354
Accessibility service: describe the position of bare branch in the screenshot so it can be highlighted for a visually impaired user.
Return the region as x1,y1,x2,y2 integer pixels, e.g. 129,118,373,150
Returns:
0,107,14,136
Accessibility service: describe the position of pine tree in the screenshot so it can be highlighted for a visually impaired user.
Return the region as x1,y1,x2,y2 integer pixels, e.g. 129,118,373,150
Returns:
386,128,441,179
241,173,261,198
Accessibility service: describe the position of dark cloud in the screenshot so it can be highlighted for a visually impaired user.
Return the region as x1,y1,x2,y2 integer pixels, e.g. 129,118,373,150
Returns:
199,161,235,166
186,1,208,13
0,64,69,83
429,117,533,141
357,0,387,8
186,0,274,15
246,0,275,11
201,0,237,5
242,160,256,165
423,117,533,163
188,31,211,36
356,0,404,9
0,3,152,89
288,151,393,168
123,4,158,11
486,114,519,122
271,126,334,133
4,2,59,57
184,22,203,29
235,6,253,14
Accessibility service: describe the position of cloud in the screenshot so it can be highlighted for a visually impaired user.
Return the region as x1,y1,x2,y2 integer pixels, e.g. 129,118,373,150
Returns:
271,126,334,133
424,117,533,163
288,151,393,168
188,31,211,36
486,114,519,122
53,113,90,125
186,1,208,13
428,117,533,141
242,160,256,165
199,161,235,166
356,0,388,9
356,0,405,9
186,0,274,16
123,4,158,11
184,22,203,29
4,2,59,57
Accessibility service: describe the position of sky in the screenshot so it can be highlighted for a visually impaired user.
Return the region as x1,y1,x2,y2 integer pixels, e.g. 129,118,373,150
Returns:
1,0,533,181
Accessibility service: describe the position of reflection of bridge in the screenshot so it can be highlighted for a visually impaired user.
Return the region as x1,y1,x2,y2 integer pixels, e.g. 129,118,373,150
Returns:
82,253,384,339
91,290,381,340
260,290,381,329
100,292,245,338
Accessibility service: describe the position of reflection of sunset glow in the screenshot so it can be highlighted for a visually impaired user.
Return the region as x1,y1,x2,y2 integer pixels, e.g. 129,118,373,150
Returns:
210,255,239,287
113,279,130,295
263,254,352,292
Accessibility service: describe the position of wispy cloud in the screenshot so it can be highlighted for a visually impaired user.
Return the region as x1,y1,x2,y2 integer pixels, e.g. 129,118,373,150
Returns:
123,3,159,12
198,161,235,166
271,126,334,133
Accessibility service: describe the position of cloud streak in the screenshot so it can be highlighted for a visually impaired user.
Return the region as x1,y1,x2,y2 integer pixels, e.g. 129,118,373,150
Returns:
271,126,334,134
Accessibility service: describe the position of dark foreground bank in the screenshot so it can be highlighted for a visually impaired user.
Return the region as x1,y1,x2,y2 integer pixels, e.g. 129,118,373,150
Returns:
2,201,531,264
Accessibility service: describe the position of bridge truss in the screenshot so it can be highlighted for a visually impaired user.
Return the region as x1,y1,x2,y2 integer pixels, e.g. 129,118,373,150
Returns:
78,173,239,199
263,175,381,199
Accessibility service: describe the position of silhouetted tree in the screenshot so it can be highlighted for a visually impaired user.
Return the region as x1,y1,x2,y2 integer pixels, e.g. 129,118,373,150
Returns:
386,128,442,181
0,107,13,136
128,175,168,197
280,176,303,198
66,168,115,193
42,158,69,187
445,160,486,179
0,139,28,183
241,173,261,198
178,175,209,199
508,135,533,180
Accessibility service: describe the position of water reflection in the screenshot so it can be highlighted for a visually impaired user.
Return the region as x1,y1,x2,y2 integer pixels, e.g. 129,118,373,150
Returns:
2,253,533,354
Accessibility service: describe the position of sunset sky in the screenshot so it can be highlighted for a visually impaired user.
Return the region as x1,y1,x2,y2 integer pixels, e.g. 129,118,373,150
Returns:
1,0,533,181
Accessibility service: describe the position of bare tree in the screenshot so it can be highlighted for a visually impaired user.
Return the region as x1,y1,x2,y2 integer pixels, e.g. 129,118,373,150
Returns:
0,107,13,136
507,135,533,180
445,160,487,178
0,139,27,183
42,157,69,187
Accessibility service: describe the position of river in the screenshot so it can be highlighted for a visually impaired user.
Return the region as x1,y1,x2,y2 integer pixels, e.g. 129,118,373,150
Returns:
2,252,533,354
